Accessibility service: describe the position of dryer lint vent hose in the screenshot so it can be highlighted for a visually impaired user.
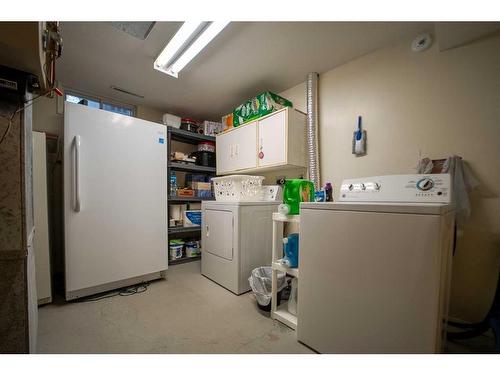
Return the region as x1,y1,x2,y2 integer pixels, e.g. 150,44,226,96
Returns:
306,72,320,190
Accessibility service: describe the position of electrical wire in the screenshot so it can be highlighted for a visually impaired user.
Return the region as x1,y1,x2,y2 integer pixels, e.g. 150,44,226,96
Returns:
73,282,151,303
0,108,18,145
0,89,53,147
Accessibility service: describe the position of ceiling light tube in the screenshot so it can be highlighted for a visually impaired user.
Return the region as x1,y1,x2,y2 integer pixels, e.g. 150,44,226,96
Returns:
168,21,230,76
154,21,203,71
154,21,229,78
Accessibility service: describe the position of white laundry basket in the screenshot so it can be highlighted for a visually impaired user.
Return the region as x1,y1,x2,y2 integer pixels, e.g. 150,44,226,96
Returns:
212,175,265,201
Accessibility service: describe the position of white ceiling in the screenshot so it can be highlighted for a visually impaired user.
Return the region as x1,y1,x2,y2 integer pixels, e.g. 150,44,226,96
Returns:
57,22,433,120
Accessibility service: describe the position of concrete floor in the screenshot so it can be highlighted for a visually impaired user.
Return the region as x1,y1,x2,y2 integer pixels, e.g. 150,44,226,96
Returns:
38,261,314,354
38,260,496,354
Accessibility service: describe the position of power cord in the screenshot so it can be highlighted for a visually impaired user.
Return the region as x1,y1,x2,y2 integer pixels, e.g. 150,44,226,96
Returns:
0,107,18,145
0,89,53,147
73,282,150,303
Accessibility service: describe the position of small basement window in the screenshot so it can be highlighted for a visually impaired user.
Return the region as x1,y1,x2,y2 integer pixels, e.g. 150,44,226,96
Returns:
65,90,135,117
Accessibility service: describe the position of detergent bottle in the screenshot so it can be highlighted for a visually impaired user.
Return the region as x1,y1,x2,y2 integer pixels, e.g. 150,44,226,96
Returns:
282,179,314,215
282,233,299,268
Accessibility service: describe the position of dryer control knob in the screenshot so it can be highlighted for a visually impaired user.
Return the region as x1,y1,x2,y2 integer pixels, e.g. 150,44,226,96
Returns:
416,177,434,191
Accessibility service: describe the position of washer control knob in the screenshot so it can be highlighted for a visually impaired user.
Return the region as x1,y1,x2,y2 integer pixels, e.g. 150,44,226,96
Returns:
416,177,434,191
374,183,381,190
348,184,354,191
360,183,366,190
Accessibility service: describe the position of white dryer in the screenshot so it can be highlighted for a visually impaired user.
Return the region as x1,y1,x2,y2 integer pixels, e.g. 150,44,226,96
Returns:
297,174,455,353
201,201,279,295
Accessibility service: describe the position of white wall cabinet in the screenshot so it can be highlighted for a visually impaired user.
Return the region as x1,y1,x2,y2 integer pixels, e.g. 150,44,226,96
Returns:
216,121,257,173
258,110,286,168
216,107,306,175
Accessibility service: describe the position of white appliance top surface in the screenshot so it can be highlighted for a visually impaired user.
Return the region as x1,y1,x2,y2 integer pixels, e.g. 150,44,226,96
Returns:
301,201,454,215
202,200,280,207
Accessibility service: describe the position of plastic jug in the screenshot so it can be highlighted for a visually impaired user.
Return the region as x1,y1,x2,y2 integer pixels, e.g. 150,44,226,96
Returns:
283,233,299,268
283,179,314,215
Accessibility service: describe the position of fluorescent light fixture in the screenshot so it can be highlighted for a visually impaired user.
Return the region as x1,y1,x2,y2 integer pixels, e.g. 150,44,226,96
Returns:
154,21,201,68
154,21,229,78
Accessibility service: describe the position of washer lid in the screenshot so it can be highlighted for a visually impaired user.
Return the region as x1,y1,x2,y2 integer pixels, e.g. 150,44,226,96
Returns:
300,202,455,215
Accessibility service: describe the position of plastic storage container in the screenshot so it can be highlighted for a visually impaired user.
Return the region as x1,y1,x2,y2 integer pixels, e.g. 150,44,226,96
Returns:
180,118,199,133
249,267,286,311
163,113,181,128
183,210,202,227
212,175,265,202
192,150,215,167
169,240,184,260
185,240,201,257
198,141,215,152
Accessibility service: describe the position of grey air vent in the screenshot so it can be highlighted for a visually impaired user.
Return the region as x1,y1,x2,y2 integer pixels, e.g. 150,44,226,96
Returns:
110,86,144,98
109,22,155,40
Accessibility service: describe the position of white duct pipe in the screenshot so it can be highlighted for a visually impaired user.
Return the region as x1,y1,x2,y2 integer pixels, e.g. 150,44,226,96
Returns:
306,72,320,190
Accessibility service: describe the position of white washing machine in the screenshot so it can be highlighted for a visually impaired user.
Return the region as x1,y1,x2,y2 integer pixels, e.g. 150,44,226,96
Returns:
297,174,455,353
201,201,279,295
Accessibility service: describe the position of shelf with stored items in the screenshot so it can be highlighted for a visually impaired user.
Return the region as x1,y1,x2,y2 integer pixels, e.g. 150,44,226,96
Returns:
169,127,216,144
168,196,215,203
215,107,307,175
168,226,201,235
271,212,300,330
167,127,216,266
168,255,201,265
169,161,216,173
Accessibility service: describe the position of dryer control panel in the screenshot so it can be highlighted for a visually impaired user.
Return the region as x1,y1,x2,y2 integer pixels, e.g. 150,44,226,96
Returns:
339,174,452,203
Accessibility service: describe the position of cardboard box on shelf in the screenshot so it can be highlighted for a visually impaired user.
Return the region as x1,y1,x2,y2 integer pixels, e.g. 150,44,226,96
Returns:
177,188,195,197
202,121,222,136
191,182,211,190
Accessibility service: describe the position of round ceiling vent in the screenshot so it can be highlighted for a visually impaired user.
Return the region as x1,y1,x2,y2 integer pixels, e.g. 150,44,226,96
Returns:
411,33,433,52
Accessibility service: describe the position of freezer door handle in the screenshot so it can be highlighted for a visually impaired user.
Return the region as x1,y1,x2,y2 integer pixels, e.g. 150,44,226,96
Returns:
73,135,81,212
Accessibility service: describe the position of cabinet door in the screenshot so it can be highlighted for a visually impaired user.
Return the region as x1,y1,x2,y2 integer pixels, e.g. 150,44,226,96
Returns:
204,209,234,261
232,121,258,171
216,122,257,174
257,110,286,167
216,131,232,174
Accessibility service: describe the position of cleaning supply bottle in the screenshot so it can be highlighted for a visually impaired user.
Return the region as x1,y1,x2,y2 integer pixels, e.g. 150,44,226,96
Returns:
283,179,314,215
282,233,299,268
324,182,333,202
170,171,178,197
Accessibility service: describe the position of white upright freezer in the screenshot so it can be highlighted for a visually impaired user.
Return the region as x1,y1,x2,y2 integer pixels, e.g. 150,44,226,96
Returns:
64,102,168,300
297,174,455,353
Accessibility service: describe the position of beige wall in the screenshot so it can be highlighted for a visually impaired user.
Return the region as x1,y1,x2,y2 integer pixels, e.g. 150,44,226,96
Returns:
136,105,164,124
280,35,500,323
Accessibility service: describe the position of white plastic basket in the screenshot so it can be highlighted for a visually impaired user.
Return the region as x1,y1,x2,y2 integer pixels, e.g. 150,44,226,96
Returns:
212,175,265,202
